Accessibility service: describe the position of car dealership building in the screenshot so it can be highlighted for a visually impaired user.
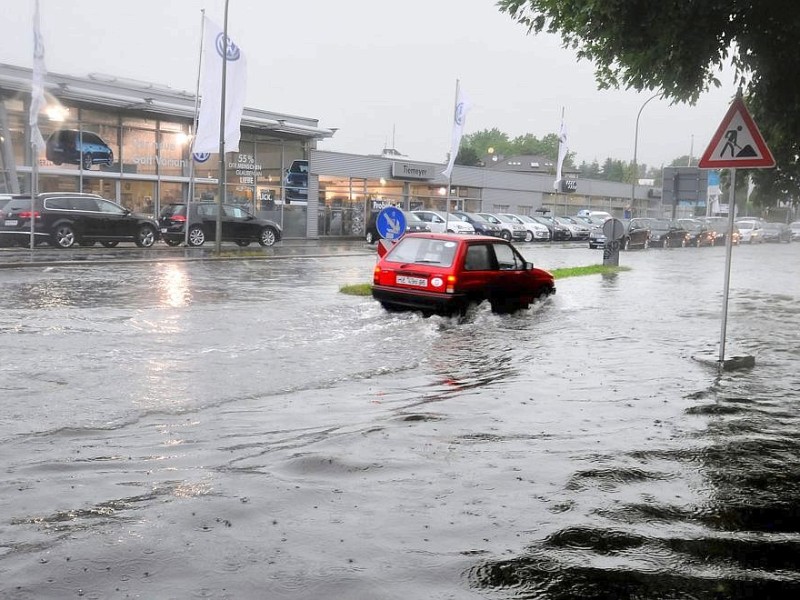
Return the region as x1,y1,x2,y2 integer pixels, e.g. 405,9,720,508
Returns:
1,63,658,239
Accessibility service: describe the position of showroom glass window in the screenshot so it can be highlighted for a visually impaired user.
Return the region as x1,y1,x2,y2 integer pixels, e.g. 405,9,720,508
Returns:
121,119,157,176
158,121,190,178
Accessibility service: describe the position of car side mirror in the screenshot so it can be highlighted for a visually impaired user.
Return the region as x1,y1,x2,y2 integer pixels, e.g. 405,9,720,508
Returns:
525,261,534,270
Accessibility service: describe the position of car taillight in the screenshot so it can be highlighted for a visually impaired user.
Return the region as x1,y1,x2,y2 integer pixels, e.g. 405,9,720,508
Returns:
373,265,381,283
171,214,187,222
446,274,456,294
18,211,40,219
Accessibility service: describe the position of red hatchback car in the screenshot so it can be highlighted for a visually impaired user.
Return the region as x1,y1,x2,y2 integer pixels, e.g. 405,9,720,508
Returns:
372,233,555,316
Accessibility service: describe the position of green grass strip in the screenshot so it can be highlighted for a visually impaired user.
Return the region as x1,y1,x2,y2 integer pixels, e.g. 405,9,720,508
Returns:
550,264,631,278
339,264,630,296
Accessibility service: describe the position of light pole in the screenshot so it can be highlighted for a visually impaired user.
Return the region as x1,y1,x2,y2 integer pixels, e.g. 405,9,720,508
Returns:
630,92,661,217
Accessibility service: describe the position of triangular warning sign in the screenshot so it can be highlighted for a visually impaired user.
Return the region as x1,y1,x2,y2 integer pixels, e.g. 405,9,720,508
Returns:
698,96,775,169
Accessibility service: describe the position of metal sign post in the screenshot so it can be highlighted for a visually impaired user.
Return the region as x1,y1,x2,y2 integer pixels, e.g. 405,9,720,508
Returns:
697,91,775,370
718,169,737,364
602,218,625,266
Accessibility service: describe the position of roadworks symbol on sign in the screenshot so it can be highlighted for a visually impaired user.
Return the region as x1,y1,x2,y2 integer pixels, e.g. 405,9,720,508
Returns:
698,96,775,169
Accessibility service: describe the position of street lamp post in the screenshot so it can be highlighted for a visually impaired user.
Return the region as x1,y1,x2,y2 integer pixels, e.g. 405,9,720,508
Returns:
630,92,661,217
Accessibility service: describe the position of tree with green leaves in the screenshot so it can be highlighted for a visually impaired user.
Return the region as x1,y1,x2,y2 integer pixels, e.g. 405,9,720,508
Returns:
458,128,575,169
497,0,800,209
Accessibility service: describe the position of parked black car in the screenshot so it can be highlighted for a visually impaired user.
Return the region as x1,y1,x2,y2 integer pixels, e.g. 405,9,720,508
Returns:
159,202,282,247
647,218,691,248
678,218,715,247
531,215,571,241
697,216,740,246
365,209,430,243
450,211,503,237
619,218,651,250
0,193,158,248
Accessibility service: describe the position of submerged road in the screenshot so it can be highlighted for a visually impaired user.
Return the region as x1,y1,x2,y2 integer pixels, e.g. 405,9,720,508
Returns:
1,241,798,599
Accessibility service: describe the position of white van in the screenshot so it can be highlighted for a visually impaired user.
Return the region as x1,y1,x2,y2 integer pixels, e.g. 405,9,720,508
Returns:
577,209,612,221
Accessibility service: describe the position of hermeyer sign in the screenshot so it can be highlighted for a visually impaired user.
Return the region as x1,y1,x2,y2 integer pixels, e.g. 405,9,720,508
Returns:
391,161,435,180
560,177,578,193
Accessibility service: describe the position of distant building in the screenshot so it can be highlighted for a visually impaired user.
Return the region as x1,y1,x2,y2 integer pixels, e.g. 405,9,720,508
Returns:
481,153,578,177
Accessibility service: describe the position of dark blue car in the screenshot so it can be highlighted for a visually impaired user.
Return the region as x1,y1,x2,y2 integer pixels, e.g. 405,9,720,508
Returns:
284,159,308,203
46,129,114,170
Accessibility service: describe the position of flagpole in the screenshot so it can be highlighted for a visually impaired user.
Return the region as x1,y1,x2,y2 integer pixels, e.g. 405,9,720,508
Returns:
445,79,459,224
215,0,230,255
29,0,46,251
186,9,205,247
30,143,37,250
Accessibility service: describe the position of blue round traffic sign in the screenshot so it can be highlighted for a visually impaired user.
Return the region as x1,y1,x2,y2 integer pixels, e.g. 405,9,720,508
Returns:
376,206,407,241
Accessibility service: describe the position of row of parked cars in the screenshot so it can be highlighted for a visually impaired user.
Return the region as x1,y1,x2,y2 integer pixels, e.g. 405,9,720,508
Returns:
587,215,796,250
734,217,796,243
364,209,595,244
0,193,282,249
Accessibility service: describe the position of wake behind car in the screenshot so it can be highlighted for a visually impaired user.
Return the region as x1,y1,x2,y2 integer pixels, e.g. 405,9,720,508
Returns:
371,232,555,317
0,193,158,248
159,202,281,247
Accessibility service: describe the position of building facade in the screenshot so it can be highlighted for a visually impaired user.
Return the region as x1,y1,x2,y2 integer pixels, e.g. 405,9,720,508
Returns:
2,63,662,241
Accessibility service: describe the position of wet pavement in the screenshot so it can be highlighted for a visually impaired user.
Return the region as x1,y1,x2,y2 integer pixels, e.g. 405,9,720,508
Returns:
0,240,799,599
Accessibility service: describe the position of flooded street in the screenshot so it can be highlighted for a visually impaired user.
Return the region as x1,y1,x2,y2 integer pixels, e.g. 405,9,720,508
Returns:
1,242,799,599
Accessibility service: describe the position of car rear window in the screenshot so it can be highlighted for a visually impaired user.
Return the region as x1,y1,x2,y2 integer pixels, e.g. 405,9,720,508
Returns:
160,204,187,217
386,237,458,267
4,198,36,212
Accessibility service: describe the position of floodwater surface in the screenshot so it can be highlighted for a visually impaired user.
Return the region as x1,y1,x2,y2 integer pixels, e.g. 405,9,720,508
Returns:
1,242,798,599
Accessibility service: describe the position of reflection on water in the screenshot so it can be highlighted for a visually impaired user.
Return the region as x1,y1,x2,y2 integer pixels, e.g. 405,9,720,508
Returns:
157,263,192,308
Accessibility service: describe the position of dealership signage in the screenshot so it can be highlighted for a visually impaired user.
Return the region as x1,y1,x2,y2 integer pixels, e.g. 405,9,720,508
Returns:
228,153,263,185
391,161,435,180
560,176,578,193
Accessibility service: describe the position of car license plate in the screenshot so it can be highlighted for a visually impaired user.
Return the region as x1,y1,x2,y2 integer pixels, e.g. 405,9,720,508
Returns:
4,219,18,226
160,228,168,233
397,275,427,287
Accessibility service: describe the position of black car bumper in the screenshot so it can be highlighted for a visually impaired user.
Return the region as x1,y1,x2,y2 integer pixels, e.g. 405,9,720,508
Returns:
371,285,468,316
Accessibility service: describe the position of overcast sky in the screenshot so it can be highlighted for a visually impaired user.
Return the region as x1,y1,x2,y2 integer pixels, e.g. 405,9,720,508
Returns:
4,0,739,170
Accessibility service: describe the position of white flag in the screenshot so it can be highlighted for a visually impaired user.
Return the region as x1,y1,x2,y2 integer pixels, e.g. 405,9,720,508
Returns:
554,116,568,190
193,16,247,154
442,85,470,179
30,0,46,150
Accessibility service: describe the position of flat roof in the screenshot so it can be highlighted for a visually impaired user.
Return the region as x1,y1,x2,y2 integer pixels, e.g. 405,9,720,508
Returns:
0,62,334,140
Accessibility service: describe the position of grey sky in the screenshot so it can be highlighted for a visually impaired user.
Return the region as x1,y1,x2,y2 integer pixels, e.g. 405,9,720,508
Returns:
5,0,739,170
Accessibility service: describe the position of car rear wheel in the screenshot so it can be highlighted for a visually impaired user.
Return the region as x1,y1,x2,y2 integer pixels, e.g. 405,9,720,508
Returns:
258,226,277,247
623,238,631,251
82,153,93,170
135,225,156,248
101,241,119,248
500,230,511,241
235,240,251,247
188,226,205,246
52,224,76,248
